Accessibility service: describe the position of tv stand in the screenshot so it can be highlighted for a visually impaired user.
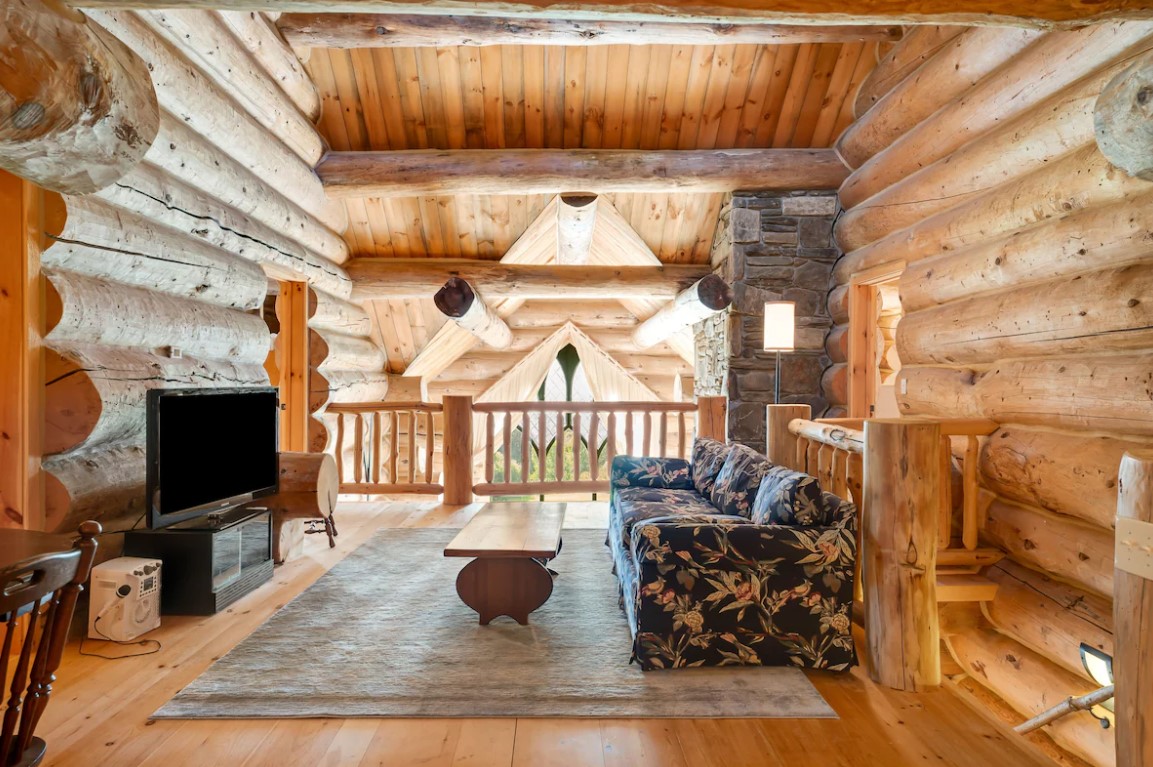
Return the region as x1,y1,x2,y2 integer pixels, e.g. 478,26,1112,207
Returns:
125,509,273,615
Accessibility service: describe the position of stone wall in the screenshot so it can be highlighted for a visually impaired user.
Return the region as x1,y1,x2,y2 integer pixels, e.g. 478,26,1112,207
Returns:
695,191,838,451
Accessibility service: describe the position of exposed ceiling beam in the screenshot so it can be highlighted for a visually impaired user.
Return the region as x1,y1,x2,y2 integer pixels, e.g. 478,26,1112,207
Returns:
556,194,597,265
349,260,713,302
66,1,1153,30
276,14,902,47
633,274,733,349
318,149,848,198
432,277,513,349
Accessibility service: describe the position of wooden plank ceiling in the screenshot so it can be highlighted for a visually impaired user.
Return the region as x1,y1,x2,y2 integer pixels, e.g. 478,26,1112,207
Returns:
304,38,878,375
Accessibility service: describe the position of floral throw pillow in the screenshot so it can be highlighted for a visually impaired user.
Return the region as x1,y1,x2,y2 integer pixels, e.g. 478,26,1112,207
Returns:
708,443,773,518
750,465,823,526
690,438,732,498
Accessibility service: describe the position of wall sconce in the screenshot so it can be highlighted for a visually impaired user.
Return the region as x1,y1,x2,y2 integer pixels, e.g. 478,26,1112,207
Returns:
1015,644,1115,734
1080,643,1115,716
763,301,795,404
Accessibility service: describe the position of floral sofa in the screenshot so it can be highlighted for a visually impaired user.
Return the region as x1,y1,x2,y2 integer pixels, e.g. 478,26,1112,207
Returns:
608,437,857,671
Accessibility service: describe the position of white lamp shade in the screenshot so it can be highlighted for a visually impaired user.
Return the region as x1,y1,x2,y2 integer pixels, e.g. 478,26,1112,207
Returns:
763,301,795,351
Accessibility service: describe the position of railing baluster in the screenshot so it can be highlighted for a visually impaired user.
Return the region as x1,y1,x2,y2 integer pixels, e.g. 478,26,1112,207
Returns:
806,440,820,477
485,411,495,484
642,411,652,457
963,435,980,550
625,411,634,456
389,410,399,483
555,412,565,481
607,412,617,470
939,435,953,548
795,435,806,473
678,411,686,458
572,412,582,480
372,412,382,484
538,408,546,484
589,411,600,481
503,411,512,484
407,410,417,484
659,412,668,457
833,449,849,499
817,444,833,488
353,413,364,484
425,409,435,484
521,411,531,485
335,413,345,482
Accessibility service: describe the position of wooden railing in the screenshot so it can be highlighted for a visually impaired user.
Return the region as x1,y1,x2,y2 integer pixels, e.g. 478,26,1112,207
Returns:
471,400,702,497
327,402,443,494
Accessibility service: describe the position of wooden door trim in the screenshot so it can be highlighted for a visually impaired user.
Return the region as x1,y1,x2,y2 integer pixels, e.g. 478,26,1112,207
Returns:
847,261,904,420
276,281,309,452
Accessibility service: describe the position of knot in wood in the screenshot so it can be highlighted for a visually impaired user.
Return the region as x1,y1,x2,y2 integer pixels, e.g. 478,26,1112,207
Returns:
80,72,103,109
1138,86,1152,107
11,101,45,130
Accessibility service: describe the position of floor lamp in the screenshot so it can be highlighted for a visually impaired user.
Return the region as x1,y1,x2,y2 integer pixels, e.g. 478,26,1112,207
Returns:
763,301,796,404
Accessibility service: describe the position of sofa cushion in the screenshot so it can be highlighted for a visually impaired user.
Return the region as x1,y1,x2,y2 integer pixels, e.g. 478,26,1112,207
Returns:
611,456,693,490
819,491,857,530
750,465,823,526
614,496,722,551
690,437,732,497
708,443,773,518
615,486,712,506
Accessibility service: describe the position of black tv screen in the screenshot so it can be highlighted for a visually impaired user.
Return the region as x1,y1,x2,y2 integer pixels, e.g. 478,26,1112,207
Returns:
146,387,279,528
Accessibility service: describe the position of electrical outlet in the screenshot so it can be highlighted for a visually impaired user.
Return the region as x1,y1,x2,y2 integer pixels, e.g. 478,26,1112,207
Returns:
168,346,183,359
900,378,908,395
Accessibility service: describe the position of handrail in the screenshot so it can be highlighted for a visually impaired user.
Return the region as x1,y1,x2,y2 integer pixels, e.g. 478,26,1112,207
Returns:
471,401,696,414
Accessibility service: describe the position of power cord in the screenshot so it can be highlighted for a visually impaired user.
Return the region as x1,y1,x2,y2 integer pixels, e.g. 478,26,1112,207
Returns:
78,600,162,660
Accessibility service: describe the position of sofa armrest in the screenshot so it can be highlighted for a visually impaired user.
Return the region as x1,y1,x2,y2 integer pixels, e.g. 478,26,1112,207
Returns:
610,455,693,490
632,519,855,582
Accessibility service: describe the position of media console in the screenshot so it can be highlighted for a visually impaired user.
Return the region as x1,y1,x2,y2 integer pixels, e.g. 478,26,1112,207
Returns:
125,508,273,615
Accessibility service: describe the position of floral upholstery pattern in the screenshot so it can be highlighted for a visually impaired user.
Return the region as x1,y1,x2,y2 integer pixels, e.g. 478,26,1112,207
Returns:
749,465,824,526
709,443,773,518
690,438,732,497
607,446,858,672
611,456,693,489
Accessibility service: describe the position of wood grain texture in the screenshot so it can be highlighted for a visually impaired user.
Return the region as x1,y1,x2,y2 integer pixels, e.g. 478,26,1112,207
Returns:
1115,450,1153,767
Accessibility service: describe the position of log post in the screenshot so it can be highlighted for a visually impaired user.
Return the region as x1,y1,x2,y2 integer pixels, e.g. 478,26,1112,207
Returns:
556,193,597,265
863,418,942,691
254,451,339,563
632,274,733,349
1095,50,1153,182
1115,449,1153,766
433,277,513,350
442,395,474,505
766,404,811,469
0,0,159,193
696,396,727,443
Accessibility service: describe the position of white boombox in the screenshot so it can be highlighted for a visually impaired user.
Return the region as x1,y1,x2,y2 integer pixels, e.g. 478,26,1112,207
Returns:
88,557,162,642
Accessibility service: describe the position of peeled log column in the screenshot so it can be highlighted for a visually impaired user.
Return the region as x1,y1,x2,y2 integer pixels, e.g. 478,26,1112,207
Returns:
853,25,967,117
556,194,597,264
44,442,146,533
836,143,1150,283
1115,450,1153,766
897,355,1153,436
836,57,1118,253
45,344,268,455
983,499,1114,598
899,186,1153,312
632,274,732,349
1095,49,1153,180
0,0,158,193
839,22,1153,210
44,268,271,363
44,195,267,310
981,425,1147,529
945,626,1115,767
837,27,1042,170
897,262,1153,365
984,559,1113,680
765,404,811,467
257,451,338,562
863,419,941,691
434,277,513,350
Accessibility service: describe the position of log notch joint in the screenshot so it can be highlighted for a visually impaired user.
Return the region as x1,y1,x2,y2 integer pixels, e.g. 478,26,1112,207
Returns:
434,276,513,350
1095,50,1153,181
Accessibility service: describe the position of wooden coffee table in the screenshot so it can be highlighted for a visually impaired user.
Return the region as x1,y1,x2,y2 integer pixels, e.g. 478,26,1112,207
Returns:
444,502,566,625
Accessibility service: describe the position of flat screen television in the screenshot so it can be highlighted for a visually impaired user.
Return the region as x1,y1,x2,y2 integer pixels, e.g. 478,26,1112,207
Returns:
145,387,280,529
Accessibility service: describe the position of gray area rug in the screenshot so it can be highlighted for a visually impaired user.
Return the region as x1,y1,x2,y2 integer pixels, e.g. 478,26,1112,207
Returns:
155,528,836,719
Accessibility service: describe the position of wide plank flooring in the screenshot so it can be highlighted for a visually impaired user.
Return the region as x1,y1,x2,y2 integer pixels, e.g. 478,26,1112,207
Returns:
39,500,1057,767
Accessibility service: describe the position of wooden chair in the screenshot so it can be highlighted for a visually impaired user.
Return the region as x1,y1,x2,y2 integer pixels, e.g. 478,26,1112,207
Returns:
1,522,100,767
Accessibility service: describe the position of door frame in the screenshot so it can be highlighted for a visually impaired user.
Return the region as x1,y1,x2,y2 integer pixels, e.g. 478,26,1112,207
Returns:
274,280,309,452
847,261,905,420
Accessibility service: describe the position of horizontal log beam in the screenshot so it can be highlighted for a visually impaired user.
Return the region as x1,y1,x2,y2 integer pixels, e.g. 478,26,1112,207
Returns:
277,13,901,47
632,275,733,349
433,277,513,350
349,260,712,301
61,1,1153,29
319,149,849,198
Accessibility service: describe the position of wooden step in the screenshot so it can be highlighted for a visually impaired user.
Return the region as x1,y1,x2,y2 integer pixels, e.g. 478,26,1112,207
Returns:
936,574,999,603
937,547,1004,568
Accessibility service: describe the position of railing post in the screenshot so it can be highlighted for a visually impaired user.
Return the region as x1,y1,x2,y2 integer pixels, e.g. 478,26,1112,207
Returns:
766,404,811,469
1115,450,1153,766
863,418,942,692
696,396,727,442
442,395,474,505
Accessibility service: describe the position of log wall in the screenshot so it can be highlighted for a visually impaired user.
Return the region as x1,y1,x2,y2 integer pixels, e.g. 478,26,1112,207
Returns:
40,10,384,536
830,19,1153,767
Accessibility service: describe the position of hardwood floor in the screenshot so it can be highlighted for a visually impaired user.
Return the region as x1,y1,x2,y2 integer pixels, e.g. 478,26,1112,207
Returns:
39,500,1056,767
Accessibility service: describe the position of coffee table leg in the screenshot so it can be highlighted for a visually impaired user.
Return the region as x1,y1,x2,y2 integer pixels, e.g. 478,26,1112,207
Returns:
455,557,554,625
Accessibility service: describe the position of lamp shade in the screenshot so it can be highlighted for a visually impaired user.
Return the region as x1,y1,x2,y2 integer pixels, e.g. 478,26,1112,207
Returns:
763,301,795,352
